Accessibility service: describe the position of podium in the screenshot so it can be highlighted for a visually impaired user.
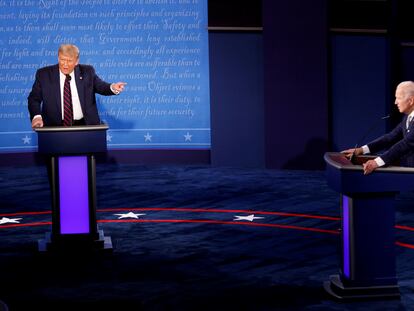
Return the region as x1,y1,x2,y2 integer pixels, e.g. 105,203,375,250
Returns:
323,152,414,300
35,125,112,252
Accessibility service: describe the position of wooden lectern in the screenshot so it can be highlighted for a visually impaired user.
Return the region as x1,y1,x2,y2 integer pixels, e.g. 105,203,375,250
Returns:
35,124,112,252
324,152,414,300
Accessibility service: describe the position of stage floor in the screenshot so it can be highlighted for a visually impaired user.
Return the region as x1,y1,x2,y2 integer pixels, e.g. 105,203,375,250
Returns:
1,164,414,310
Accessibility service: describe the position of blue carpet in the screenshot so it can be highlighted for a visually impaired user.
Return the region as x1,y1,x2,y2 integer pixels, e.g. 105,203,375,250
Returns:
1,164,414,310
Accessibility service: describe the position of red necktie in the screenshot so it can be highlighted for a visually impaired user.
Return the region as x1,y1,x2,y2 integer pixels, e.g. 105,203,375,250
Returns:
63,75,73,126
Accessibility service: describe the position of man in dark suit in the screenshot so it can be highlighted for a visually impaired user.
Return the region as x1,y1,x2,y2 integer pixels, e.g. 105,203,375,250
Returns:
28,44,126,128
342,81,414,175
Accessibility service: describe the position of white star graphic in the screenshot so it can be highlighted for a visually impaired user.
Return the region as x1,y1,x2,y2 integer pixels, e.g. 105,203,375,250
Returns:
22,135,31,144
184,132,192,142
0,217,22,224
106,133,113,142
233,214,264,222
144,133,152,142
114,212,146,219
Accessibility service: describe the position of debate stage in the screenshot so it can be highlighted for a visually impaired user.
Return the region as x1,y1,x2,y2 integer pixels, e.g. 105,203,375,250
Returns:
1,164,414,310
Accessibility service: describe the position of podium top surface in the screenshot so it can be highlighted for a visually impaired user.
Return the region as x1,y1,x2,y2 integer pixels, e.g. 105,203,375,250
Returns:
325,152,414,193
324,152,414,174
34,124,109,133
35,124,108,154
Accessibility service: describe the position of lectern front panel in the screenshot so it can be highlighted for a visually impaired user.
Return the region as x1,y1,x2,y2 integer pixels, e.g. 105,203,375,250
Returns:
58,156,90,234
342,195,351,279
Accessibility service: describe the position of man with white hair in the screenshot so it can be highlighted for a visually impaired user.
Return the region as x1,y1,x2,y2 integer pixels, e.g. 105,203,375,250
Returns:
28,44,126,128
342,81,414,174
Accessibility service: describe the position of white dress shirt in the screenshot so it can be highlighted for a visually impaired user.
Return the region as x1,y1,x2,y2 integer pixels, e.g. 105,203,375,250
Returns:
59,70,83,120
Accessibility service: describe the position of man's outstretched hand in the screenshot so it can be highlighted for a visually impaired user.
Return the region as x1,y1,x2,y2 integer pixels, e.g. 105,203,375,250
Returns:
111,82,127,94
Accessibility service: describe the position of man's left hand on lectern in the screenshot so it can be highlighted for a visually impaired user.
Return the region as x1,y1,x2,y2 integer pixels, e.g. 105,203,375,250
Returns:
363,159,379,175
32,116,44,129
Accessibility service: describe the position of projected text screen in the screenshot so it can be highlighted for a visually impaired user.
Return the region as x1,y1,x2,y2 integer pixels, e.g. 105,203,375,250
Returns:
0,0,210,151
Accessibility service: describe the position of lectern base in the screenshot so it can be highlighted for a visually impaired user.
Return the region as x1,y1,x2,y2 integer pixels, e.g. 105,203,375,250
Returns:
324,275,400,301
38,229,113,252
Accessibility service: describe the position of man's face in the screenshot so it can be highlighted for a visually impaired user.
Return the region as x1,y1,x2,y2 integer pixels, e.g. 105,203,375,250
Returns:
58,52,78,75
395,86,414,114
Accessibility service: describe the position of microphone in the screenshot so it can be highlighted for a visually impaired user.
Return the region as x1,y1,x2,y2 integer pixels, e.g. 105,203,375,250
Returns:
65,74,71,81
349,114,390,164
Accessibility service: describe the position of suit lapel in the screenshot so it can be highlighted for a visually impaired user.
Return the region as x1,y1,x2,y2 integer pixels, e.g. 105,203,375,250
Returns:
51,65,62,119
75,65,85,115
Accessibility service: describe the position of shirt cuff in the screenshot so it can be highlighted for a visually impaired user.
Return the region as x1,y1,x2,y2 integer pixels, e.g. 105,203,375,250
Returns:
110,84,120,95
361,145,370,154
374,157,385,167
33,115,42,120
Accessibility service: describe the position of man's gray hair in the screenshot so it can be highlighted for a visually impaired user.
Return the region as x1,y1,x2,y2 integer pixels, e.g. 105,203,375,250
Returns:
398,81,414,98
58,44,80,59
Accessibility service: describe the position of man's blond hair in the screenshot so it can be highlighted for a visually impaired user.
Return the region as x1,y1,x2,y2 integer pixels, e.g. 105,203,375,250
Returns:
58,44,80,59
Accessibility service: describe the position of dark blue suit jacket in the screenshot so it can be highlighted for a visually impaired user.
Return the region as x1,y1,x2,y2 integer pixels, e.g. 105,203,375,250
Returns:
368,115,414,167
28,64,114,126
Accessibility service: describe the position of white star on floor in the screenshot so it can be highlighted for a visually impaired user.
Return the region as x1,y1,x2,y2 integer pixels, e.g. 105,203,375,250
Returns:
144,133,152,142
233,214,264,222
22,135,31,144
184,132,192,142
114,212,146,219
0,217,22,224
